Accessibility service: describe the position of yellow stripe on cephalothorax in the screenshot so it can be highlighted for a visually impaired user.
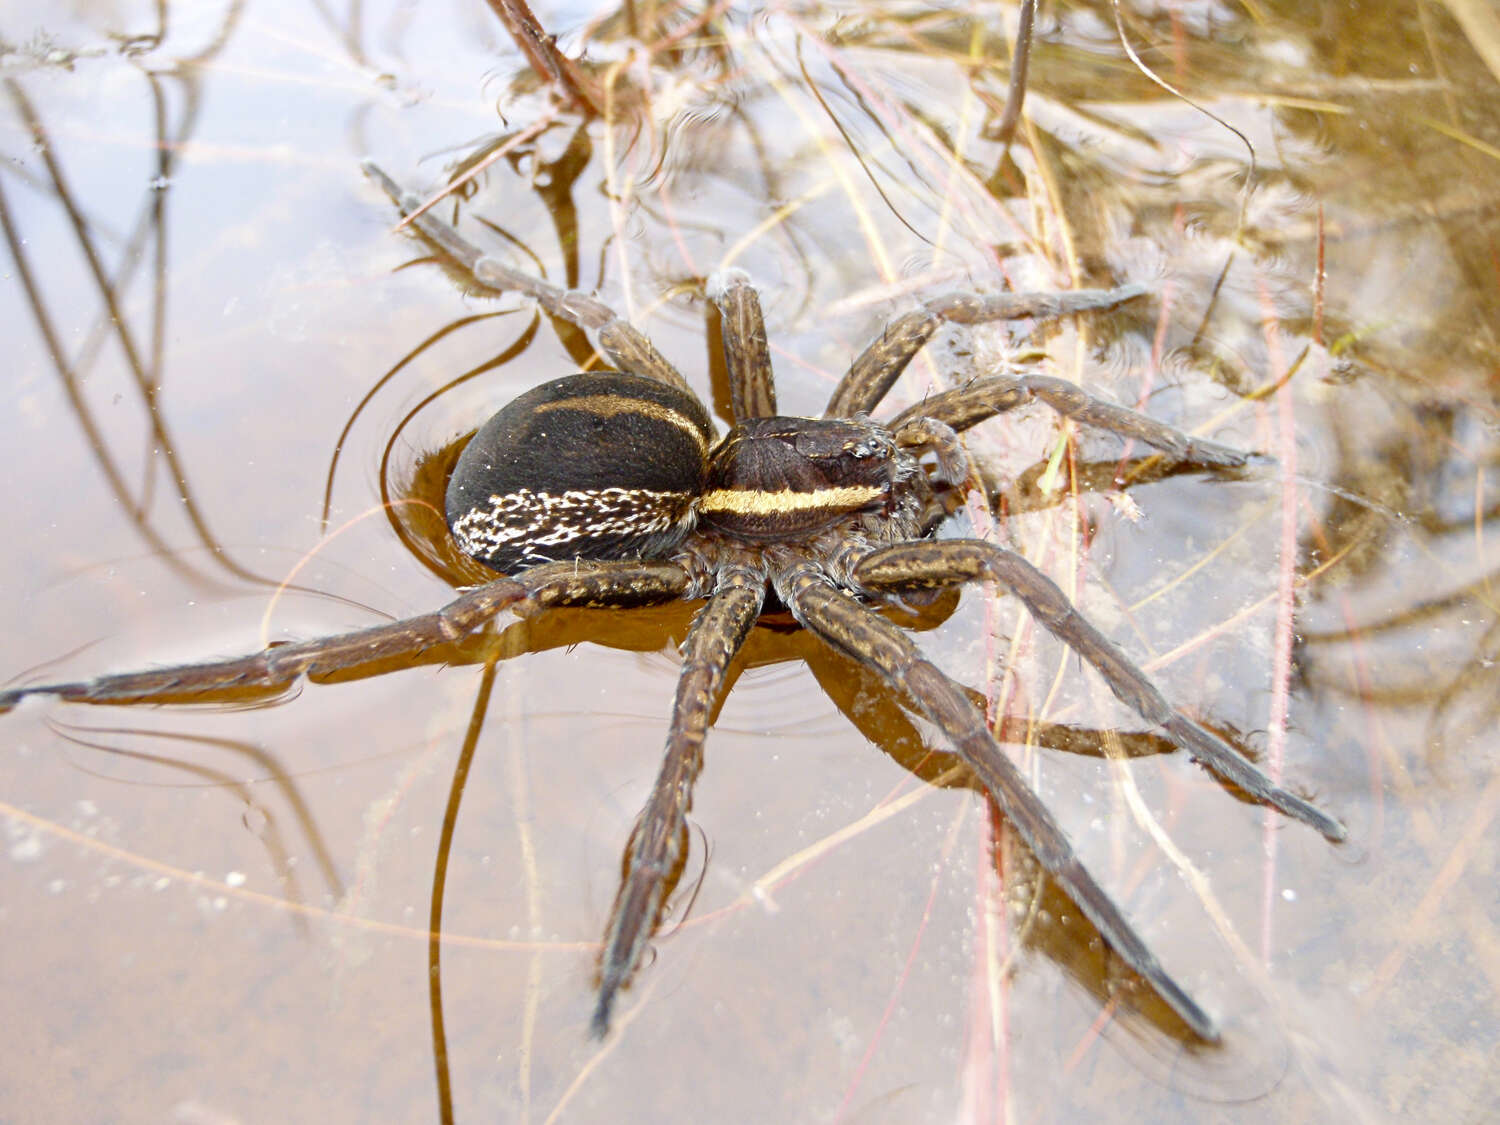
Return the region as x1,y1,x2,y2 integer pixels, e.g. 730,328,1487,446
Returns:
533,394,709,453
698,484,884,517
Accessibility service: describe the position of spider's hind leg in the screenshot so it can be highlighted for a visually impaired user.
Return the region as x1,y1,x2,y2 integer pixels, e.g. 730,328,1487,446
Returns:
591,566,765,1037
363,161,690,393
0,560,693,712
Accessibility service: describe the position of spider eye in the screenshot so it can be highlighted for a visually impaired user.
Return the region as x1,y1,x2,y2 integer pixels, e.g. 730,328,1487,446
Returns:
445,372,714,573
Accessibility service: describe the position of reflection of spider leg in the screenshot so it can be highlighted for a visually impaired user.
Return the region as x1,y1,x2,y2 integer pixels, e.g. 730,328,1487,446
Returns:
0,560,691,712
888,372,1248,467
593,567,765,1037
709,270,777,421
780,569,1220,1042
825,285,1149,418
854,540,1346,841
362,161,690,392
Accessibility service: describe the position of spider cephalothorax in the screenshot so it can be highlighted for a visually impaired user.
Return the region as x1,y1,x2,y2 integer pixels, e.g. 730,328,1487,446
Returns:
0,162,1345,1044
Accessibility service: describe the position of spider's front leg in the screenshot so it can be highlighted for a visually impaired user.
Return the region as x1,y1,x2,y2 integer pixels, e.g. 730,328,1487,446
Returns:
826,284,1150,419
854,540,1346,842
833,281,1248,468
592,566,765,1037
778,567,1221,1041
362,161,690,392
888,371,1250,469
0,560,692,712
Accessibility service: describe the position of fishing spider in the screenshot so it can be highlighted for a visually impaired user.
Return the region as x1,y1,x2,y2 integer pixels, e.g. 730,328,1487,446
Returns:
0,161,1344,1042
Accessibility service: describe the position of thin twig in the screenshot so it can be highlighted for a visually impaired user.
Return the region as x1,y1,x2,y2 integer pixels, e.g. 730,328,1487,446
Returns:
992,0,1036,149
483,0,604,116
392,113,556,232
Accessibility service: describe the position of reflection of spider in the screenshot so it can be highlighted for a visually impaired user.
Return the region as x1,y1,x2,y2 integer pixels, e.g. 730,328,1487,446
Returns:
1,161,1343,1043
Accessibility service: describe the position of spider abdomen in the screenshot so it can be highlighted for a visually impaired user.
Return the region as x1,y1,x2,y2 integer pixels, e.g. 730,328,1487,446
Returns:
700,416,899,541
446,372,714,572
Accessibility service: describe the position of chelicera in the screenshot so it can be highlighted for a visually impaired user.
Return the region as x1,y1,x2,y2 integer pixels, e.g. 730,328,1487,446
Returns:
0,161,1345,1042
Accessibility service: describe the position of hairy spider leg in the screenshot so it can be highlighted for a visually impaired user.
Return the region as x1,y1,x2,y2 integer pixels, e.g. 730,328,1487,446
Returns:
362,161,691,393
779,569,1221,1041
709,270,778,422
887,372,1250,468
0,560,692,712
854,540,1346,842
592,567,765,1037
826,286,1152,419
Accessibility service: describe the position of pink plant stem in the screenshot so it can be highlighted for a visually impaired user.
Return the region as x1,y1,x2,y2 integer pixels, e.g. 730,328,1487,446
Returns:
832,840,947,1123
958,810,1010,1124
1258,276,1297,964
